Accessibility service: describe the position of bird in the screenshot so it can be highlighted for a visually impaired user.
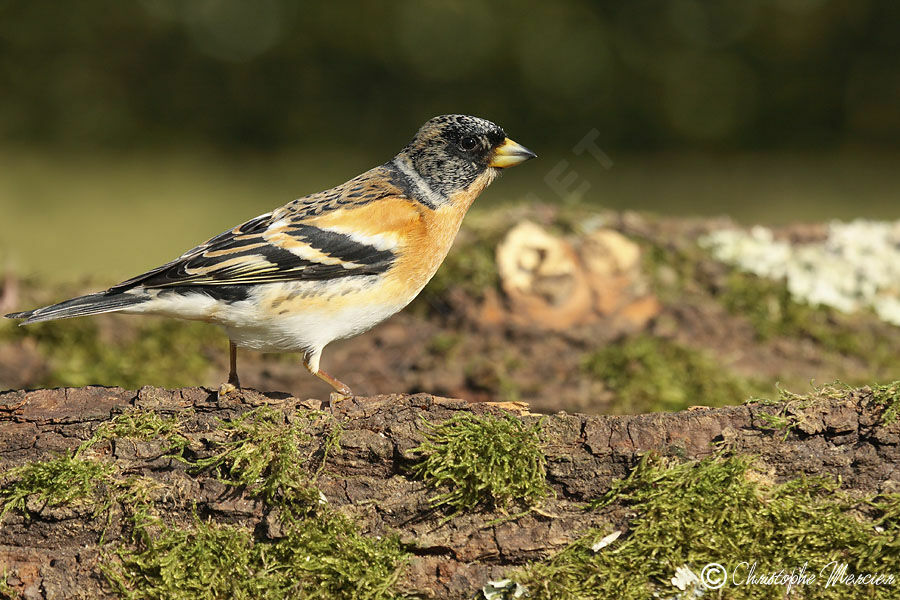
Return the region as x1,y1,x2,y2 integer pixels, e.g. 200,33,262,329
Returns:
5,115,536,398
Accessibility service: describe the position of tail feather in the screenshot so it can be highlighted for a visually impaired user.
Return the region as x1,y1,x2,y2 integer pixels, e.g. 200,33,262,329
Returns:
4,291,149,325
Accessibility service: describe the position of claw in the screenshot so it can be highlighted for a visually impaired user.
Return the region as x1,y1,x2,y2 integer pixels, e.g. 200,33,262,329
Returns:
302,351,353,398
218,382,238,398
329,391,352,405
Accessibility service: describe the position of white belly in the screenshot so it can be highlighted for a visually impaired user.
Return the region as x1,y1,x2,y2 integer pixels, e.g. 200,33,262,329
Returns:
223,300,402,352
126,280,406,354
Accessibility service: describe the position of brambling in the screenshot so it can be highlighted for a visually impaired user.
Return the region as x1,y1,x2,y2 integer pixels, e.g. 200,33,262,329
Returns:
5,115,536,397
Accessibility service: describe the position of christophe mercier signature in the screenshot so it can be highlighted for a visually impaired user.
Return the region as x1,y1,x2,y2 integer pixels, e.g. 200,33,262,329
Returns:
728,561,896,592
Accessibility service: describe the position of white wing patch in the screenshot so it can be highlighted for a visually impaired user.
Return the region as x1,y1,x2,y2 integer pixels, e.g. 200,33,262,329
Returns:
315,227,401,253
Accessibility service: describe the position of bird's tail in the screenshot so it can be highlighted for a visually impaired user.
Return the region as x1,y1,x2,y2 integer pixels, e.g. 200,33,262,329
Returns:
4,291,149,325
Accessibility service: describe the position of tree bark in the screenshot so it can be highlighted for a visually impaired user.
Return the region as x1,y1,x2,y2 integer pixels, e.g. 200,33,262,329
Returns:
0,385,898,599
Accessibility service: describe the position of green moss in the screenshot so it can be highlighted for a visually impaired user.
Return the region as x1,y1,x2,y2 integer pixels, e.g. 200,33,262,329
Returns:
95,408,400,600
191,406,341,509
640,239,704,302
0,405,340,524
0,410,172,531
409,413,549,514
717,271,900,381
641,238,900,380
752,381,900,433
2,314,220,388
719,271,891,362
81,405,406,600
749,386,804,436
503,454,900,600
871,493,900,534
0,405,408,600
78,408,190,456
105,508,407,600
871,381,900,424
0,454,115,521
749,383,839,439
0,570,14,600
755,410,800,440
582,334,765,413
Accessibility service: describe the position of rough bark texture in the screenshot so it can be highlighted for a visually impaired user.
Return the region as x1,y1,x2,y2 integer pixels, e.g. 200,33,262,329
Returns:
1,385,898,599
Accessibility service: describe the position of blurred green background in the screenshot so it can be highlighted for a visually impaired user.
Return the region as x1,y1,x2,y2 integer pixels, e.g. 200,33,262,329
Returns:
1,0,899,282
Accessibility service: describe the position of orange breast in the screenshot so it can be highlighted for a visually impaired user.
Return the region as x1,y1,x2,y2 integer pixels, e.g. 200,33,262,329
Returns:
303,168,495,307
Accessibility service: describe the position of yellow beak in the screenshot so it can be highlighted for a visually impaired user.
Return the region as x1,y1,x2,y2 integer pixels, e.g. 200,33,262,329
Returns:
489,137,537,168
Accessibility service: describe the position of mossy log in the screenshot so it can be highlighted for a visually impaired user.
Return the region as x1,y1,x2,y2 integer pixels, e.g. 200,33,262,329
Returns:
0,386,898,599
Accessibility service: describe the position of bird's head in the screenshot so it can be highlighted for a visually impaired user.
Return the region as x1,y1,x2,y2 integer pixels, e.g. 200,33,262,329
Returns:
395,114,536,202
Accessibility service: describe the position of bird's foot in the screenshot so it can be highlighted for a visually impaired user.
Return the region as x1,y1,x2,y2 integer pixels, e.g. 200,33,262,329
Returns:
313,368,353,402
218,381,240,398
328,391,352,405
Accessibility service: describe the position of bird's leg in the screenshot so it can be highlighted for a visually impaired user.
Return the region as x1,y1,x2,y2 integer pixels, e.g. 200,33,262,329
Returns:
228,341,241,387
315,369,354,397
303,350,353,400
218,341,241,397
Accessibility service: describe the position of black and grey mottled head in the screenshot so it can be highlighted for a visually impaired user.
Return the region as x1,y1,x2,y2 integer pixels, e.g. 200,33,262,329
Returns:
391,115,535,206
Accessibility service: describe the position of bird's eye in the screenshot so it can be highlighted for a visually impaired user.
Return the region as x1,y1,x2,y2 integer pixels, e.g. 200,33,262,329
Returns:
458,136,478,152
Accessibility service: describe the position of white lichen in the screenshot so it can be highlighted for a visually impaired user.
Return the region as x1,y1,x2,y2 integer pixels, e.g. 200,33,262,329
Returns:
652,565,706,599
482,579,527,600
671,565,701,591
700,219,900,326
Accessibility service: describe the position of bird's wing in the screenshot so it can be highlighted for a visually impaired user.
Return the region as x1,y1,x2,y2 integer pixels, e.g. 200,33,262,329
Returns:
111,168,407,292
